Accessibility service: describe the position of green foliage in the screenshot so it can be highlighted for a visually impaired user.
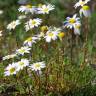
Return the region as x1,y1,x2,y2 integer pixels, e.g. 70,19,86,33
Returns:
0,0,96,96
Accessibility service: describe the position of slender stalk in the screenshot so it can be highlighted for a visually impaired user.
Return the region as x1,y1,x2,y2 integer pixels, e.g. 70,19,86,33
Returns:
37,71,41,96
25,68,32,95
56,43,60,92
85,18,89,42
83,18,89,65
45,65,48,93
70,30,74,64
76,35,79,64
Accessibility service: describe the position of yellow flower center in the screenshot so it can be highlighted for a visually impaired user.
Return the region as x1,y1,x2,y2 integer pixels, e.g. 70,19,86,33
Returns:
43,8,49,12
12,22,16,26
19,49,25,53
82,5,90,10
26,5,32,8
48,32,54,37
69,18,76,24
58,32,65,38
19,62,24,66
41,26,48,32
31,20,36,25
35,63,40,68
27,37,32,42
10,67,15,73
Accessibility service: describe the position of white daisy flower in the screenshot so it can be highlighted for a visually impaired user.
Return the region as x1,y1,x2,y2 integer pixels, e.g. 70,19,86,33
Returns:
18,5,36,14
16,46,31,55
18,15,26,20
0,30,3,37
16,58,29,70
3,54,17,60
7,20,20,30
80,5,91,17
25,18,42,31
74,0,90,8
24,36,38,47
0,10,3,15
29,61,45,71
37,4,55,14
45,31,58,43
64,14,81,29
4,63,18,76
25,24,30,32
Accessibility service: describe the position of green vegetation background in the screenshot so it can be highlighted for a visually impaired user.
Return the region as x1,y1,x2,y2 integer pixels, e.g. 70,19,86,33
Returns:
0,0,96,96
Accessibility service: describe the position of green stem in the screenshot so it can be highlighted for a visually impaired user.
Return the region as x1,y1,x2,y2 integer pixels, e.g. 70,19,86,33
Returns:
70,30,74,64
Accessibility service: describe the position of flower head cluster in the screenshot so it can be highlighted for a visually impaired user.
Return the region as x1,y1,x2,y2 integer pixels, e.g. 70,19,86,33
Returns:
64,14,80,29
25,18,42,31
16,46,31,55
4,60,45,76
63,0,91,35
23,26,64,44
44,27,61,42
7,20,21,30
64,14,81,35
18,4,55,15
4,59,29,76
24,36,38,47
3,54,17,60
16,59,29,70
18,5,37,14
4,3,56,77
6,3,54,32
74,0,91,17
80,5,91,17
74,0,90,8
4,63,18,76
3,46,31,61
29,61,45,71
37,4,55,14
45,31,58,42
